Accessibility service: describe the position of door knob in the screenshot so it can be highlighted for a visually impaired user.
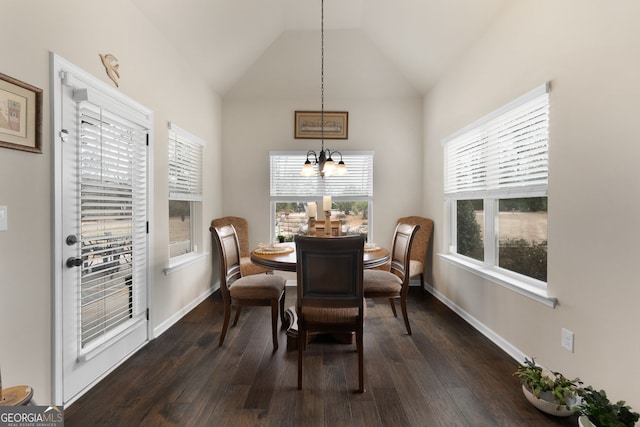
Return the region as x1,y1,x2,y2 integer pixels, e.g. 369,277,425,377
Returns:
66,257,82,268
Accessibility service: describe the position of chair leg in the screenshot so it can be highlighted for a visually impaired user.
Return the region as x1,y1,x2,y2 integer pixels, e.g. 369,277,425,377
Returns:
357,328,364,393
400,296,412,335
219,301,231,346
388,298,398,317
297,327,305,390
232,306,242,326
271,300,279,351
279,290,286,327
420,273,426,293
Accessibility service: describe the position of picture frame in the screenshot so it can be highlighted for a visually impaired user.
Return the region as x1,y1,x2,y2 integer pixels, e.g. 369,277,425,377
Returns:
0,72,43,153
294,111,348,139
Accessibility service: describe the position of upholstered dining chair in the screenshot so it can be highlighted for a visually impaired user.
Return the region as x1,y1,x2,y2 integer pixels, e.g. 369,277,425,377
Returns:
397,216,434,292
363,223,419,335
211,216,272,276
212,225,286,351
295,235,366,392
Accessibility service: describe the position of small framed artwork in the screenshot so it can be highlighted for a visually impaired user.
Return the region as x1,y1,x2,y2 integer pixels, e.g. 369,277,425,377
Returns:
0,72,43,153
294,111,348,139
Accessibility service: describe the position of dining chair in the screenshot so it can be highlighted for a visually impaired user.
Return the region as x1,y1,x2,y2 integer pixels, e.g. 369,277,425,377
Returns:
363,223,420,335
397,216,434,292
295,235,366,392
211,225,286,351
211,216,272,276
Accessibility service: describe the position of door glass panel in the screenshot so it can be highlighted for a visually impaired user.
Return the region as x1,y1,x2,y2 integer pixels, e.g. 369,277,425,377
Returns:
78,103,143,348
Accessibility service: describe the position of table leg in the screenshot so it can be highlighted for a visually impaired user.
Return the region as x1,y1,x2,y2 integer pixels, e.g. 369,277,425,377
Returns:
284,306,298,352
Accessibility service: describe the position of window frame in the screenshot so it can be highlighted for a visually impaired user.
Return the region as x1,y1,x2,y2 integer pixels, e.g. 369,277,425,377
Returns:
164,122,207,273
441,83,556,307
269,151,374,243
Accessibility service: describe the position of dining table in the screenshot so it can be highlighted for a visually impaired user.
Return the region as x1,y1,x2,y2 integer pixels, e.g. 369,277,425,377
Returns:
250,241,390,272
250,240,390,351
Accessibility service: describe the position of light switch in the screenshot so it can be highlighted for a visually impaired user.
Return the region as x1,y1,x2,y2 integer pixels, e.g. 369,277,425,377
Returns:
0,206,7,231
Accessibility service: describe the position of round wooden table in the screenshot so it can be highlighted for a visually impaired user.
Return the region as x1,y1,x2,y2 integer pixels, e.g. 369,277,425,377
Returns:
250,241,390,351
250,242,390,272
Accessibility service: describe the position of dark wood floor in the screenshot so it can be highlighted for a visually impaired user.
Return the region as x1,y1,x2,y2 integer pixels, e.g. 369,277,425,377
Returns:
65,287,579,426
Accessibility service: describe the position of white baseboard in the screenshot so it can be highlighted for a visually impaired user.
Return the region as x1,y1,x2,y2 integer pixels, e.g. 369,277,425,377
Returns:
424,283,527,364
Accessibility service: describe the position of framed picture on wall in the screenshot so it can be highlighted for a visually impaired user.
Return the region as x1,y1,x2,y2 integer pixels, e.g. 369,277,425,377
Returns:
294,111,348,139
0,73,43,153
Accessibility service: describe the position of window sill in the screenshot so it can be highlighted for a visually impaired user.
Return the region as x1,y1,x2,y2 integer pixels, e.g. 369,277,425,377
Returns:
163,251,209,275
438,253,557,308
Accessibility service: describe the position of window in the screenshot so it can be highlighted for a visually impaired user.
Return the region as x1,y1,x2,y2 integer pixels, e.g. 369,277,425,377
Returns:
168,122,204,260
270,151,374,242
443,83,550,299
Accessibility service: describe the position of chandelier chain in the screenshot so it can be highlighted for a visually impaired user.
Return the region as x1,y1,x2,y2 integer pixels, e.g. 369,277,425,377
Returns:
321,0,325,149
300,0,347,178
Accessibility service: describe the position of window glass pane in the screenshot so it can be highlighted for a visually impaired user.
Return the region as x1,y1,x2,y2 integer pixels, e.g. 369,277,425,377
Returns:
498,197,547,281
275,202,306,242
334,201,369,238
274,201,369,242
169,200,191,257
457,199,484,261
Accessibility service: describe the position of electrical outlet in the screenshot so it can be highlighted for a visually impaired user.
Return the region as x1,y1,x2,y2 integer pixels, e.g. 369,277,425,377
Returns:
561,328,574,352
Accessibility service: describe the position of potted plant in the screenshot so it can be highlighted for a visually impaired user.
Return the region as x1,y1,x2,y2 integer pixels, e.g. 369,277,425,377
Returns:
578,386,639,427
513,358,581,416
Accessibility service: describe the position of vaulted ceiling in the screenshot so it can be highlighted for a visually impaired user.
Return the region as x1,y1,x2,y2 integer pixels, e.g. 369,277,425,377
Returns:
130,0,512,95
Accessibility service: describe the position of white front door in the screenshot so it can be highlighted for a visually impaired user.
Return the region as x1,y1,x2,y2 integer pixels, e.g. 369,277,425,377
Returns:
52,55,151,404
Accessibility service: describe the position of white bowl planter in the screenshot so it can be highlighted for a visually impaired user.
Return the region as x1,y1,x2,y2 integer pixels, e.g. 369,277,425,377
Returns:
578,415,596,427
522,384,579,417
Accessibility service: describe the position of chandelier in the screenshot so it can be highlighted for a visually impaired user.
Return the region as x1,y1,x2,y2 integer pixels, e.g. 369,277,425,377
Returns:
300,0,347,178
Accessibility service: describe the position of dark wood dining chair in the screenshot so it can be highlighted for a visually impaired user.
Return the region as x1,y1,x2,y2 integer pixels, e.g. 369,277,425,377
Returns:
397,216,434,292
211,225,286,351
295,235,366,392
211,216,272,276
363,223,420,335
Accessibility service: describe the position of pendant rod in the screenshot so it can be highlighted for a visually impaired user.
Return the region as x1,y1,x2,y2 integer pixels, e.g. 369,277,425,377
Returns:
321,0,325,151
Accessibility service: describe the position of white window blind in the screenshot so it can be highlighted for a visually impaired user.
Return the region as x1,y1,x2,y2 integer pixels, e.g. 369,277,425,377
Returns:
168,122,204,201
270,151,374,198
78,100,148,347
444,83,550,199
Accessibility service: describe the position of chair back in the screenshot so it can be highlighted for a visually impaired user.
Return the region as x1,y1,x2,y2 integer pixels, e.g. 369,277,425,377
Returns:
389,223,420,284
396,216,434,267
211,225,242,300
211,216,251,258
295,236,365,311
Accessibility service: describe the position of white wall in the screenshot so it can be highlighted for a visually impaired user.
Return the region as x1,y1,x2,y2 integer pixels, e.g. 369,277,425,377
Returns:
223,30,423,249
7,0,637,412
0,0,221,404
424,0,640,408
